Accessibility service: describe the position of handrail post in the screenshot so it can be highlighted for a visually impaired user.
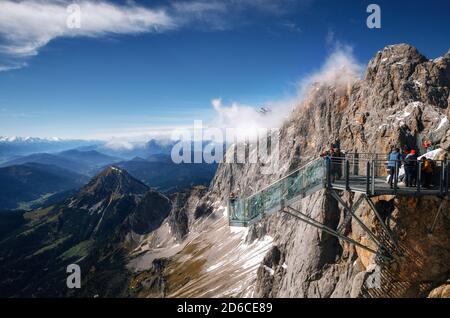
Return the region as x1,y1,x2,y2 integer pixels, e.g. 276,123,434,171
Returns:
345,159,350,190
371,160,376,195
417,161,422,193
326,157,332,188
366,161,370,195
444,160,450,195
244,199,248,226
261,191,266,220
394,160,399,194
440,160,445,196
228,199,233,224
445,160,448,195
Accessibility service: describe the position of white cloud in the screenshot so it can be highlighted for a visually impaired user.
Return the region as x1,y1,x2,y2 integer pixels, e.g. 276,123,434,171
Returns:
87,125,192,142
282,22,302,33
0,0,176,71
209,97,294,141
100,126,191,150
0,0,310,70
0,0,174,58
0,62,27,71
172,1,227,14
208,45,363,139
325,28,335,45
298,44,363,96
170,1,230,30
45,46,361,143
104,138,134,151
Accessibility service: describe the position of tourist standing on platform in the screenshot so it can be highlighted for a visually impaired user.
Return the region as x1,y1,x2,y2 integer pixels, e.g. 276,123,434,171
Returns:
422,158,434,188
404,149,418,187
329,147,336,182
333,147,344,180
321,146,337,182
388,147,402,189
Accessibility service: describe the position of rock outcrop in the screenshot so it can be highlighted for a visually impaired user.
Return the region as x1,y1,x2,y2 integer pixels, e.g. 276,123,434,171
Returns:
168,186,209,241
0,166,150,297
203,43,450,298
128,190,171,235
3,44,448,299
122,44,449,299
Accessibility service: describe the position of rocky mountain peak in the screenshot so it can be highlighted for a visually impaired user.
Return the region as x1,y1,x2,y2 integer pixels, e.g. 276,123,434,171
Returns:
69,165,148,212
128,190,172,235
365,43,427,83
383,43,425,59
83,166,147,195
358,43,450,115
2,44,448,299
203,44,450,298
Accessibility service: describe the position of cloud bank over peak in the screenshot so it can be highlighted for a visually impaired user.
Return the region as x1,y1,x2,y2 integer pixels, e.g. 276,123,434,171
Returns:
300,44,363,95
208,45,364,139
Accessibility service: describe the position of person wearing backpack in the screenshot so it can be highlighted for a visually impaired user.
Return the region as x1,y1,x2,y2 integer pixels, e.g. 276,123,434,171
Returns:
422,158,434,188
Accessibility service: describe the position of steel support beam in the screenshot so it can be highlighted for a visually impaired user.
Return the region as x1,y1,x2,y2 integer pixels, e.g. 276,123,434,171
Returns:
336,194,365,234
428,201,446,234
366,161,371,194
330,190,385,250
364,195,401,253
345,159,350,191
371,160,376,196
283,206,391,262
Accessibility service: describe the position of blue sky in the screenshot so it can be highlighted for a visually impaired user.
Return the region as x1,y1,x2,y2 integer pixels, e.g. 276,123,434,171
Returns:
0,0,449,140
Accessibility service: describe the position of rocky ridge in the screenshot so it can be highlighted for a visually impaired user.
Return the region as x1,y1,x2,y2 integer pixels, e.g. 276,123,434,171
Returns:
1,44,448,298
132,43,450,298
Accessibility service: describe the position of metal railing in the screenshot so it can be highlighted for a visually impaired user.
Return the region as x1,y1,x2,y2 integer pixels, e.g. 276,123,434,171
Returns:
328,156,449,196
229,158,326,226
229,153,449,226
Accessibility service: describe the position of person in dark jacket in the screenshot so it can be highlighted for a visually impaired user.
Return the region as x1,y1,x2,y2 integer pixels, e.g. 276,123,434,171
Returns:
404,149,418,187
333,147,344,180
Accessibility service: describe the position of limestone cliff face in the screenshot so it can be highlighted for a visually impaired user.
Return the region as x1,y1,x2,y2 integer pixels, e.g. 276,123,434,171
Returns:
127,44,449,298
207,44,450,298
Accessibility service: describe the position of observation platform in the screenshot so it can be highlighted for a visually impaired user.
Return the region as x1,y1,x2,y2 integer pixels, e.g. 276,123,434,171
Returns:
228,153,449,260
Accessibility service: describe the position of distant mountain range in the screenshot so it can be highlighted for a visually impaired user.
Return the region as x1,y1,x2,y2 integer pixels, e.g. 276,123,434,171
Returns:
0,137,217,210
1,150,216,193
0,139,218,211
94,139,183,160
0,167,160,297
0,163,89,210
0,136,64,143
1,149,122,175
115,155,217,193
0,137,100,163
0,136,224,163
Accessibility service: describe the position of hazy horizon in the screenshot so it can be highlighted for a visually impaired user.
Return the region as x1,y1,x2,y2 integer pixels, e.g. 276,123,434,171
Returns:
1,0,449,141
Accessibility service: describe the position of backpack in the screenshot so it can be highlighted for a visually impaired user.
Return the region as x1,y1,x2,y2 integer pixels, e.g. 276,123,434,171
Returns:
423,159,433,173
405,154,417,166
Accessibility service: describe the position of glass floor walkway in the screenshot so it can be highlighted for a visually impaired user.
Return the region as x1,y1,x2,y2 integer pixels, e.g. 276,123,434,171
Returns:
229,154,449,227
